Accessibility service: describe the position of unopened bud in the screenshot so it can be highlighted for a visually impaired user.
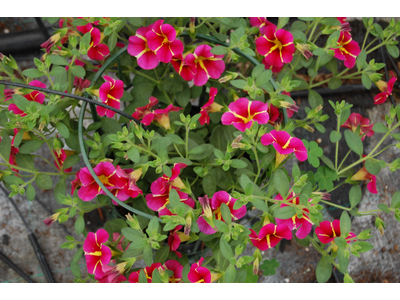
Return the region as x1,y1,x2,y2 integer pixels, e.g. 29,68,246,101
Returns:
198,195,213,220
218,72,238,83
295,43,313,60
303,124,315,133
231,134,244,149
184,213,192,235
189,17,195,34
280,101,299,113
375,217,385,236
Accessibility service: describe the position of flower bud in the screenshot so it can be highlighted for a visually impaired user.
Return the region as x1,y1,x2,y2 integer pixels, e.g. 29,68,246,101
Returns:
295,43,313,60
280,101,299,113
126,213,141,230
184,212,192,235
303,124,315,133
375,217,385,236
198,195,213,220
43,212,61,226
189,17,196,34
218,72,239,83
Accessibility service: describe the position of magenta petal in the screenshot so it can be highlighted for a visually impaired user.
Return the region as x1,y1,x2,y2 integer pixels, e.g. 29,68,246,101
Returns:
78,183,99,201
137,51,159,70
96,229,109,244
197,216,216,235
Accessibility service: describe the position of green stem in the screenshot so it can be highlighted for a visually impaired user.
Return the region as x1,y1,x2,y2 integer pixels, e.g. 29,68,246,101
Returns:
335,114,341,171
337,150,351,171
308,20,320,42
361,29,370,50
185,125,189,159
320,199,351,211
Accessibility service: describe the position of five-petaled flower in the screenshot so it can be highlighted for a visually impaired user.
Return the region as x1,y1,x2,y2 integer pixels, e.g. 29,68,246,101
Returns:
315,220,356,244
128,25,159,70
199,87,223,125
351,157,378,194
188,257,211,283
8,80,46,116
132,97,182,130
341,113,374,141
332,31,360,69
171,53,197,81
275,192,313,239
164,260,183,283
193,44,225,86
373,71,397,105
83,229,112,277
145,163,195,216
249,223,292,250
256,25,295,72
146,20,184,63
249,17,274,35
261,130,308,166
221,98,269,132
128,263,163,283
77,23,110,61
197,191,246,235
78,162,122,201
111,166,143,204
95,76,124,118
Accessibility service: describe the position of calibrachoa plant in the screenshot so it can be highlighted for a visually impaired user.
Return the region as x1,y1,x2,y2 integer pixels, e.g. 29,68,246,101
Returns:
1,17,400,284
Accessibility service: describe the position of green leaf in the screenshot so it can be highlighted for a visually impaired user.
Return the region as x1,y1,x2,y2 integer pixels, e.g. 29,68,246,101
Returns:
344,273,355,283
373,123,388,133
202,174,216,196
63,154,80,170
274,206,296,219
356,50,367,71
304,140,323,168
224,265,236,283
49,55,69,66
320,155,335,170
274,169,289,198
344,130,363,156
19,140,44,154
75,215,85,234
56,122,70,139
220,203,232,225
210,125,235,151
0,133,11,162
260,258,280,276
105,219,128,235
13,130,23,148
330,131,342,143
349,185,362,208
361,73,371,89
353,241,374,253
291,21,308,32
386,44,399,58
169,189,181,208
215,220,229,233
26,184,36,201
337,248,349,272
138,270,148,283
230,79,247,89
35,174,53,190
231,159,247,169
378,203,390,213
308,89,323,108
277,17,290,29
340,211,351,237
70,247,83,279
188,144,214,160
127,146,140,164
390,191,400,208
72,19,88,26
211,46,229,55
328,77,342,89
154,245,170,264
220,238,234,260
71,65,86,78
365,158,380,175
108,31,118,52
175,84,190,108
22,68,44,78
316,256,332,283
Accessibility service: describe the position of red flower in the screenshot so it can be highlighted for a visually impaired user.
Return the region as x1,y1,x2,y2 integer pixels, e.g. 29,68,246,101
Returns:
261,130,308,166
341,113,374,141
171,53,197,81
78,162,123,201
335,17,351,32
132,97,182,130
199,87,222,125
83,229,112,277
164,260,183,283
221,98,270,132
53,149,72,172
128,263,163,283
351,159,377,194
128,25,159,70
249,223,292,251
8,80,46,116
332,31,360,69
146,20,184,63
256,25,295,71
96,76,124,118
111,166,143,204
249,17,274,35
188,257,211,283
315,220,356,244
374,72,397,105
77,23,110,61
197,191,247,235
145,163,195,216
193,44,225,86
275,192,313,239
268,102,295,126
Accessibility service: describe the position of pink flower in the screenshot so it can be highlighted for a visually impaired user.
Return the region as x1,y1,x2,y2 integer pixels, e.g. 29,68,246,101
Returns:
332,31,360,69
145,163,195,216
193,44,225,86
110,167,143,204
341,113,374,141
146,20,184,63
261,130,307,166
164,260,183,283
128,263,163,283
197,191,246,235
315,220,356,244
95,263,127,283
88,43,110,61
249,17,274,35
8,80,46,116
256,25,295,71
132,97,182,130
188,257,211,283
275,192,313,239
83,229,112,277
351,159,377,194
53,149,72,172
78,162,123,201
171,53,197,81
168,225,184,258
374,72,397,105
96,76,124,118
221,98,269,132
77,23,110,61
128,25,159,70
249,223,292,251
199,87,222,125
